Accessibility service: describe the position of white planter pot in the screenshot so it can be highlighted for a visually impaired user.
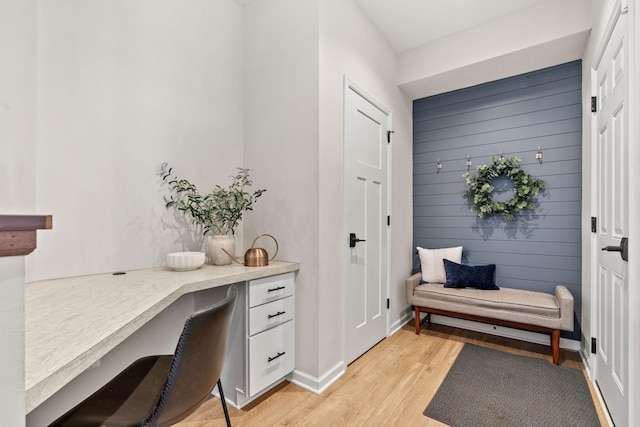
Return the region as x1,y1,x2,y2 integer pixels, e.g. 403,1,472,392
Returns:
207,234,235,266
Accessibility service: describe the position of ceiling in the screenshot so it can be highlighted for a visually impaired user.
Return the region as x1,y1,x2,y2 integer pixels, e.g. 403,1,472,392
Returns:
353,0,549,53
235,0,588,99
237,0,550,54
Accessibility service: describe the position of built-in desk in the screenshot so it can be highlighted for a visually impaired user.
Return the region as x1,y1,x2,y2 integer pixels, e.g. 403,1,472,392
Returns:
25,261,299,413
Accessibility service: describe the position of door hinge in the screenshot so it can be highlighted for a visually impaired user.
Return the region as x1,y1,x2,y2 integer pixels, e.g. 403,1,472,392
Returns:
387,215,390,226
591,96,597,113
591,337,597,354
387,130,394,143
591,217,597,233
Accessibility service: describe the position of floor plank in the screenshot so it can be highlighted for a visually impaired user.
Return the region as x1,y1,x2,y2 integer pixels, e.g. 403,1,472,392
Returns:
176,323,609,426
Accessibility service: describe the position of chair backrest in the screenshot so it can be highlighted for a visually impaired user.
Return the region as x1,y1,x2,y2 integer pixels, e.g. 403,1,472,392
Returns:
145,285,238,427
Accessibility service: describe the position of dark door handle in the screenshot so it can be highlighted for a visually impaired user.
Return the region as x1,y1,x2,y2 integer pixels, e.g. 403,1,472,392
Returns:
602,237,628,261
268,351,286,362
267,311,286,319
349,233,366,248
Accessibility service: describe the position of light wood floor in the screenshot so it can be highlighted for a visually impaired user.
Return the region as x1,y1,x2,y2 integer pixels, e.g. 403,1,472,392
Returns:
177,323,610,426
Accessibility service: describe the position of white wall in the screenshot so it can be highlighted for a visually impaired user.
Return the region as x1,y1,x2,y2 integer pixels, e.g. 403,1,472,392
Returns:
1,0,37,214
0,0,37,425
634,2,640,425
30,0,245,282
398,0,591,99
0,257,27,426
243,0,414,387
318,0,413,376
8,0,412,418
6,0,245,422
243,0,321,378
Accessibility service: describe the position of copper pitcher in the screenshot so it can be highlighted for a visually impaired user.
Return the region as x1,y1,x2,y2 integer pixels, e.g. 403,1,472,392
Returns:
223,234,278,267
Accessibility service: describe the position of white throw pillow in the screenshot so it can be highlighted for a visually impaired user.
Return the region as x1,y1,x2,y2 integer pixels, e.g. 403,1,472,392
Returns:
417,246,463,283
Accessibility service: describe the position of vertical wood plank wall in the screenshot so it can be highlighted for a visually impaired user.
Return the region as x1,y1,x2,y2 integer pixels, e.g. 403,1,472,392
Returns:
413,61,582,340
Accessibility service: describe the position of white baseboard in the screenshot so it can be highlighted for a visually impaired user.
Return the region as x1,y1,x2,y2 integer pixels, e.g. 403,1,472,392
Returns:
288,308,413,396
389,307,414,335
426,314,581,351
578,345,614,427
579,345,593,377
288,361,345,395
287,309,581,398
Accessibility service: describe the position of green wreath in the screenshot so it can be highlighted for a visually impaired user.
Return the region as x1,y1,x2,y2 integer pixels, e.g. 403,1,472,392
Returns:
463,156,545,221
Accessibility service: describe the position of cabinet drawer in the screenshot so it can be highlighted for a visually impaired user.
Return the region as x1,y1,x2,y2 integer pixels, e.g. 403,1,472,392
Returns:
249,272,294,308
249,321,294,395
249,296,294,336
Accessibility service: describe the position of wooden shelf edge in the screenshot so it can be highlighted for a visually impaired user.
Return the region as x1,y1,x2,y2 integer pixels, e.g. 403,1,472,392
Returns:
0,215,52,257
0,215,53,231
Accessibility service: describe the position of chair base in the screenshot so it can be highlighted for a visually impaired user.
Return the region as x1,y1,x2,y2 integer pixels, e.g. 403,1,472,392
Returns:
217,379,232,427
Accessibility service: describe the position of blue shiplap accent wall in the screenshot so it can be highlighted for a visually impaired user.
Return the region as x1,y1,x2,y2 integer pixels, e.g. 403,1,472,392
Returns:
413,61,582,340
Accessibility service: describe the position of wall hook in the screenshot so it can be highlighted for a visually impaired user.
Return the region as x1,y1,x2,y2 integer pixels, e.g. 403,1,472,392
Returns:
466,155,472,171
536,146,542,163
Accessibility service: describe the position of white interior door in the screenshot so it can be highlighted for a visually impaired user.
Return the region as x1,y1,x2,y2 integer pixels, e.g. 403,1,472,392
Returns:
344,80,389,365
593,6,629,426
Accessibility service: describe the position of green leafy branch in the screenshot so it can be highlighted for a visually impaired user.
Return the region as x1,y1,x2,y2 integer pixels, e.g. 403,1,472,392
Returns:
160,163,265,235
462,156,545,221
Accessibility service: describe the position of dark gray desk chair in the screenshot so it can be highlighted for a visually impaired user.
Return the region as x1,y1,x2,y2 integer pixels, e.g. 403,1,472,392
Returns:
49,285,238,427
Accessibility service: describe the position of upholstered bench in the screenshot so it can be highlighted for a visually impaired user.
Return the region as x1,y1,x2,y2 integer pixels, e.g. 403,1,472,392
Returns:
405,272,574,365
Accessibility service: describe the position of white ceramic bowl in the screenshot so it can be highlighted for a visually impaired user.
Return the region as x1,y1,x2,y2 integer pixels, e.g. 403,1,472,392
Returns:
166,251,205,271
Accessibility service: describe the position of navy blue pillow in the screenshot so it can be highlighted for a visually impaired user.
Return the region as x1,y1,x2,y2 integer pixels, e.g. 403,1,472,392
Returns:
443,259,499,290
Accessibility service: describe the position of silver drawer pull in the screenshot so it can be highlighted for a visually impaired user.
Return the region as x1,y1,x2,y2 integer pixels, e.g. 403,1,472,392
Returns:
267,351,286,363
268,311,286,319
267,286,285,292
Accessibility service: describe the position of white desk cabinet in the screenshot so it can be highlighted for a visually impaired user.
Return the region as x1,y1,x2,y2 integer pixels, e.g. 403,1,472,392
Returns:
222,272,295,408
26,262,299,416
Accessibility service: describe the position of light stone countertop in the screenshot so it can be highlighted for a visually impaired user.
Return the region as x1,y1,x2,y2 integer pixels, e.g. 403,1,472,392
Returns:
24,261,300,413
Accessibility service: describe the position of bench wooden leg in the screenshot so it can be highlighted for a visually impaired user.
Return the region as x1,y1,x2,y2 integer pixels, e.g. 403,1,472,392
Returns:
551,329,560,365
413,305,562,365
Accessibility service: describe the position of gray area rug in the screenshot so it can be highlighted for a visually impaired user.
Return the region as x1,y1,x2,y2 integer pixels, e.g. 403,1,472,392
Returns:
424,343,600,427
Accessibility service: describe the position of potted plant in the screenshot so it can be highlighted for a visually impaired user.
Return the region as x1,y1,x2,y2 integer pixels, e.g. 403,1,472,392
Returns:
159,162,266,265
